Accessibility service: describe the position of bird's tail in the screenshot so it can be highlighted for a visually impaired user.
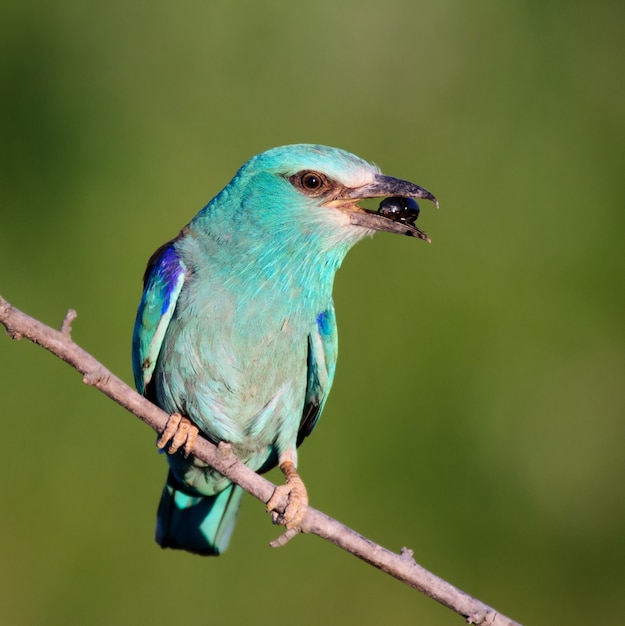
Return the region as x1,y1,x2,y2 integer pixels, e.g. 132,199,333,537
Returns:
155,471,243,556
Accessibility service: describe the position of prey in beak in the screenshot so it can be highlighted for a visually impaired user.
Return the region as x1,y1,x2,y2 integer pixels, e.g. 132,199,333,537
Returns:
330,174,438,242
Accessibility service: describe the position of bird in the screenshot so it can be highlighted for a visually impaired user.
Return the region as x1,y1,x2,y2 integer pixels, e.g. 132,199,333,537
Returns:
132,144,437,556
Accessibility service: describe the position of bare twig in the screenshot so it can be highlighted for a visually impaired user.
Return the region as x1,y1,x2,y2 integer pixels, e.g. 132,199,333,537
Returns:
0,295,522,626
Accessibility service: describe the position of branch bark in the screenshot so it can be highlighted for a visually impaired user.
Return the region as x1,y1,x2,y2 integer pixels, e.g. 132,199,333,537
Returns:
0,295,522,626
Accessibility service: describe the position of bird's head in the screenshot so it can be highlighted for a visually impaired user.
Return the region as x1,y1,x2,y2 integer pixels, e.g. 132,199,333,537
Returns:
228,144,438,246
190,144,438,269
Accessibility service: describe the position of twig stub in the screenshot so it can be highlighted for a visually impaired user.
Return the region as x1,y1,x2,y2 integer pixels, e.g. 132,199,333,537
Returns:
60,308,78,336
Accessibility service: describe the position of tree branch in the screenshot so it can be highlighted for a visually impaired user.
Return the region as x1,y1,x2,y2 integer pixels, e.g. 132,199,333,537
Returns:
0,295,522,626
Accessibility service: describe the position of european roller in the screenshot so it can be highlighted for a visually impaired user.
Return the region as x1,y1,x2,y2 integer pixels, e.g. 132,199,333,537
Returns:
132,144,437,555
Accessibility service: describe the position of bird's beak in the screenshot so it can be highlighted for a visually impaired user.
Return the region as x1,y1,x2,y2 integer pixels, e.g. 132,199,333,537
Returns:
329,174,438,242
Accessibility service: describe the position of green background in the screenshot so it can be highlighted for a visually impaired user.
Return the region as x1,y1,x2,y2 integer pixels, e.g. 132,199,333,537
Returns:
1,2,623,625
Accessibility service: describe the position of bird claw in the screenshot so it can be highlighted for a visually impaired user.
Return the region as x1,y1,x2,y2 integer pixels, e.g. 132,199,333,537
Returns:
157,413,199,457
266,461,308,529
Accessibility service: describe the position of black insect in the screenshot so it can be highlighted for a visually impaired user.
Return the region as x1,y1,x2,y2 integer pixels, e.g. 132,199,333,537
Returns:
377,196,421,226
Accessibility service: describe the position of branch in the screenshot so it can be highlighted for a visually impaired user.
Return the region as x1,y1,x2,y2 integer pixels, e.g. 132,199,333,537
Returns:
0,295,522,626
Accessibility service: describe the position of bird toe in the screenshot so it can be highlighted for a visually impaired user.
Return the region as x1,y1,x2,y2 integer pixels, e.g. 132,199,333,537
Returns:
157,413,199,457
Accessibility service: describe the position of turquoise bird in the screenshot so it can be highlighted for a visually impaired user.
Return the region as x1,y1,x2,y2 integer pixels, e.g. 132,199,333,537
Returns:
132,144,437,555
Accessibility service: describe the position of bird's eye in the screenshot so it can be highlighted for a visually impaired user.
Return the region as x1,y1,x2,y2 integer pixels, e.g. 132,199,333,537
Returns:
289,170,330,196
302,172,322,190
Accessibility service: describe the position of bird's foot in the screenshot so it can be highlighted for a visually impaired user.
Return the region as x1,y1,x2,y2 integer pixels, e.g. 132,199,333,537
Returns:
266,460,308,529
157,413,198,457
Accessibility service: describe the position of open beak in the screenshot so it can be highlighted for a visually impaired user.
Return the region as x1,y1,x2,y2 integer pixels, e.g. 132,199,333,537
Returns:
333,174,438,242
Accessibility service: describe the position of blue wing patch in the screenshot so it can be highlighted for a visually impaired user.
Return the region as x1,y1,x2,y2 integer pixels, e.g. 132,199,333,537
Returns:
132,243,186,395
297,306,338,445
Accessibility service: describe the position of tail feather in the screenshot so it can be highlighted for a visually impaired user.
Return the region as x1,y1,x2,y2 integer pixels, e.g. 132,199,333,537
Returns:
156,471,243,556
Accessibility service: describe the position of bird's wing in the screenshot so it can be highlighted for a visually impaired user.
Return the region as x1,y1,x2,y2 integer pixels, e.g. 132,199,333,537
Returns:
298,306,338,445
132,241,187,396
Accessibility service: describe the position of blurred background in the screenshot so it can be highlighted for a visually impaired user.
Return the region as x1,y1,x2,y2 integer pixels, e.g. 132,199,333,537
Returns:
1,1,623,624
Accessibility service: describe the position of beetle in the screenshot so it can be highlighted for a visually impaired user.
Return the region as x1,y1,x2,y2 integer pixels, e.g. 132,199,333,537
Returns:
377,196,421,226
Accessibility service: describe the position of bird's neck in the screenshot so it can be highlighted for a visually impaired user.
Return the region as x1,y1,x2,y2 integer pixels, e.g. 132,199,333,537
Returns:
179,219,354,316
185,197,364,305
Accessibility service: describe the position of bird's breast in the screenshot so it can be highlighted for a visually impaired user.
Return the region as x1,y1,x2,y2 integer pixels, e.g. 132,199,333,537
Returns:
155,280,317,461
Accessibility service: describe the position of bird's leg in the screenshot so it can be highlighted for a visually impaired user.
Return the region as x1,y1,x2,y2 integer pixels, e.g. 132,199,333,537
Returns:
157,412,199,458
266,452,309,529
